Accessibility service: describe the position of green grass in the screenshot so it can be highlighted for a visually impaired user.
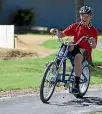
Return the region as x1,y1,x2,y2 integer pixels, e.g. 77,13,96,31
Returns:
41,39,61,49
0,37,102,91
41,37,70,49
0,48,102,91
89,49,102,84
0,54,56,91
91,112,102,114
98,35,102,41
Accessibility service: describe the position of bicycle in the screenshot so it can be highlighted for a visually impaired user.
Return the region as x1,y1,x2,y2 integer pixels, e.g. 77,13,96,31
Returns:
40,30,91,103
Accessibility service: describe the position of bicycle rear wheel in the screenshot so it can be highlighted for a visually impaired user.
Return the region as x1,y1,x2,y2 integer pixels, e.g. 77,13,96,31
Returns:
74,65,90,98
40,62,58,103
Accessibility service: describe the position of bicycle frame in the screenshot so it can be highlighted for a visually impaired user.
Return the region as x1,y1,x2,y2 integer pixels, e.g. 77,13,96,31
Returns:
54,43,88,85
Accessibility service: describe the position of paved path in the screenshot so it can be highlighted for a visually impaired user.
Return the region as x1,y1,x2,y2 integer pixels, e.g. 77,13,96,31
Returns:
0,88,102,114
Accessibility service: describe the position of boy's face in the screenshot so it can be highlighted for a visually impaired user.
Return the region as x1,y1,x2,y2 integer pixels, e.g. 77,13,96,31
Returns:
80,14,91,24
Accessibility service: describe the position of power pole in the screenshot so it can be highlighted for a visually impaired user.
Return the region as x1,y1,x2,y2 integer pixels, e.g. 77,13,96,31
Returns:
75,0,94,67
0,0,2,9
75,0,84,22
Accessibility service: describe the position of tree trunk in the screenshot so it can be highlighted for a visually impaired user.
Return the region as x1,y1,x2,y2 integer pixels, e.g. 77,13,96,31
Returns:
75,0,84,22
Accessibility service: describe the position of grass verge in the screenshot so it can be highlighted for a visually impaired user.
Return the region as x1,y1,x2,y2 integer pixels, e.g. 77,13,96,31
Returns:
91,112,102,114
0,37,102,91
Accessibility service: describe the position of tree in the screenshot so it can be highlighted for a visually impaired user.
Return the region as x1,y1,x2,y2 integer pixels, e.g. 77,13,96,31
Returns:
75,0,84,22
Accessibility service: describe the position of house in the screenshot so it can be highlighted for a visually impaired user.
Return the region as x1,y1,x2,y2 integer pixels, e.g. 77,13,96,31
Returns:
0,0,102,30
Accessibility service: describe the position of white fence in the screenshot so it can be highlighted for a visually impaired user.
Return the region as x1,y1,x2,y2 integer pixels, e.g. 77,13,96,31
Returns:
0,25,14,48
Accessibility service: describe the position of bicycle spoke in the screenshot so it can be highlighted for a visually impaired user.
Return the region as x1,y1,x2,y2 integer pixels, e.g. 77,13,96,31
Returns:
79,66,90,94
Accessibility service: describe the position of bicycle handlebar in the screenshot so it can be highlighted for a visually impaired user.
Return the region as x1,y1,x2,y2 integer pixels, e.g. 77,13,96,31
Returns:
55,30,94,46
71,36,88,46
50,28,94,46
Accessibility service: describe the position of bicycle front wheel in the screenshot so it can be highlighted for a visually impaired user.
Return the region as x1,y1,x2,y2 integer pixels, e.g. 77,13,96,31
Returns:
40,62,58,103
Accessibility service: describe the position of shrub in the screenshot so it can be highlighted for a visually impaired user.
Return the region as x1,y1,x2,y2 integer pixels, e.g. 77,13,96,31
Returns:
9,8,35,26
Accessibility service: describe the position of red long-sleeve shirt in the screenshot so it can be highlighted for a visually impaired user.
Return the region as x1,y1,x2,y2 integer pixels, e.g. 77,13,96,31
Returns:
63,22,98,59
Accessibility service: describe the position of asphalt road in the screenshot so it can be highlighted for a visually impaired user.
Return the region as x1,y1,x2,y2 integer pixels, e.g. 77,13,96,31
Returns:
0,88,102,114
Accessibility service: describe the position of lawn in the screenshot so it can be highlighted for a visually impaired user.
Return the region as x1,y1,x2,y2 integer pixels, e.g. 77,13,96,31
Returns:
98,35,102,41
92,112,102,114
0,36,102,91
0,54,55,91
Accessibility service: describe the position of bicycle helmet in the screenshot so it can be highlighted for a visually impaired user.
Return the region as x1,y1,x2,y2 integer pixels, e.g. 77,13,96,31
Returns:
79,6,93,16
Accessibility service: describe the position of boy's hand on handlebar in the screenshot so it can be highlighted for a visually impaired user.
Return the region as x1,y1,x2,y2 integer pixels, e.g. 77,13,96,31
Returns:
88,37,96,42
85,37,95,44
83,36,96,48
50,28,66,39
50,28,58,35
88,37,96,48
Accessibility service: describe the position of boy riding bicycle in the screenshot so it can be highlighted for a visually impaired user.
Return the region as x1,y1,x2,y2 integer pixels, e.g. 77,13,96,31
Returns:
50,6,98,94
